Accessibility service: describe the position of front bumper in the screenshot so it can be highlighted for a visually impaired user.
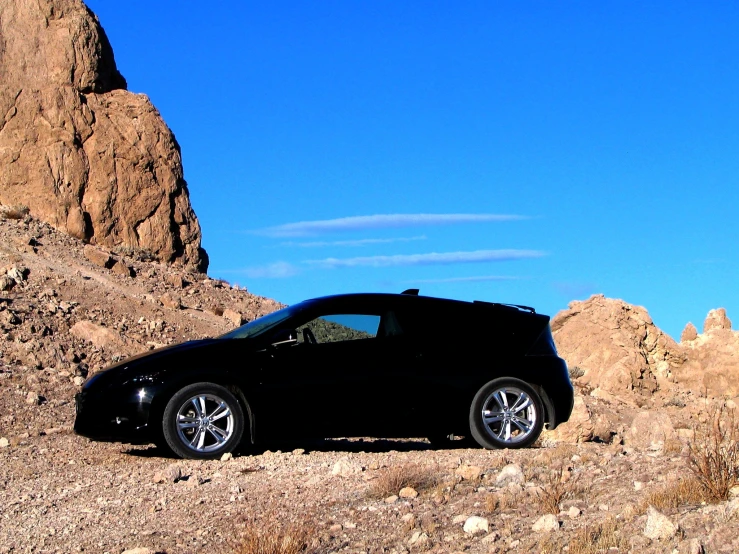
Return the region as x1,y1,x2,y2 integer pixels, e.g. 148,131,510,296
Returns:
74,386,156,444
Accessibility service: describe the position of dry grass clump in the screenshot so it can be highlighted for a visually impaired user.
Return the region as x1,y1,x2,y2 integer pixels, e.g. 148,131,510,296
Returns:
569,366,586,380
0,204,29,220
367,463,438,499
535,464,584,515
636,476,708,515
687,405,739,502
234,522,311,554
568,517,627,554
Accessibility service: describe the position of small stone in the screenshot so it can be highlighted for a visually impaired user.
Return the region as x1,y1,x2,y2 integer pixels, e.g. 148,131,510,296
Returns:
121,549,155,554
223,308,244,327
0,437,9,448
0,275,15,291
644,506,677,540
220,452,233,461
25,392,41,405
532,514,560,533
292,448,305,456
83,245,114,268
153,464,182,484
682,538,704,554
451,514,468,524
332,457,362,477
634,481,644,491
111,260,134,277
455,464,483,481
463,516,489,534
73,376,85,386
496,464,524,487
399,486,418,499
599,504,609,511
329,523,342,533
384,495,398,504
166,273,185,289
567,506,581,518
160,292,182,310
408,531,428,546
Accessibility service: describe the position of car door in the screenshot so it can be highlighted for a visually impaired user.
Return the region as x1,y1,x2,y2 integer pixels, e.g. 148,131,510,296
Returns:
257,311,409,439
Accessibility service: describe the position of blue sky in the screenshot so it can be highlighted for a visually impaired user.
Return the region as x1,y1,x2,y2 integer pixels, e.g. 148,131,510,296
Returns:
85,0,739,339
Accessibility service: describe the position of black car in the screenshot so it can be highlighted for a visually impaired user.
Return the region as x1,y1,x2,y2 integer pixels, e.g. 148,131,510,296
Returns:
74,290,573,459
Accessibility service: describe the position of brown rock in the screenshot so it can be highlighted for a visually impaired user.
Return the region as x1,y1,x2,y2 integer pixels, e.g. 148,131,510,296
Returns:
542,395,593,443
680,322,698,342
70,320,124,349
703,308,732,333
0,0,207,271
0,275,15,291
455,465,483,481
625,411,677,451
552,295,685,402
111,260,134,277
165,273,185,289
160,293,182,310
84,245,114,269
223,309,244,327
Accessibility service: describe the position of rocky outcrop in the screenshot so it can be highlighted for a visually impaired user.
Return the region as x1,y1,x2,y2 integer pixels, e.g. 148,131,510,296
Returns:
551,295,685,403
0,0,207,271
703,308,732,333
553,295,739,400
681,322,698,343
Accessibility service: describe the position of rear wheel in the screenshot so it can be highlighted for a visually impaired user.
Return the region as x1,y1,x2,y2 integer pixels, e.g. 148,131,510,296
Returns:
469,378,544,449
162,382,245,459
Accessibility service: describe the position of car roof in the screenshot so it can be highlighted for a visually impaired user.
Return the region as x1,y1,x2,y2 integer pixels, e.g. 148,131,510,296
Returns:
297,292,537,315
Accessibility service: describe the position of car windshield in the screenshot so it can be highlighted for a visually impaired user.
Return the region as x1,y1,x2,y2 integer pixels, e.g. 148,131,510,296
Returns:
218,304,303,340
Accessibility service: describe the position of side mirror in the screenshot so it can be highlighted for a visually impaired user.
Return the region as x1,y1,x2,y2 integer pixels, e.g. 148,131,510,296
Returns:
270,328,298,347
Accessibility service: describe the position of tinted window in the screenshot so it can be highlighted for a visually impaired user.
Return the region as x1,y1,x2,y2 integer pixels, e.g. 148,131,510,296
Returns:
298,314,380,344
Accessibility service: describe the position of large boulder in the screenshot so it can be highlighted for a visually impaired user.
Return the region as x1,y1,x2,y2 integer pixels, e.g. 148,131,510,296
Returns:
551,295,685,403
0,0,207,271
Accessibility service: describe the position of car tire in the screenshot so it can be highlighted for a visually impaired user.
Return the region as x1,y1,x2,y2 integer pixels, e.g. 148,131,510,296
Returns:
469,377,544,449
162,382,245,460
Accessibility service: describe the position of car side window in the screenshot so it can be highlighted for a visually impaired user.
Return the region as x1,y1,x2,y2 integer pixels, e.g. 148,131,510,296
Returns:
297,314,381,344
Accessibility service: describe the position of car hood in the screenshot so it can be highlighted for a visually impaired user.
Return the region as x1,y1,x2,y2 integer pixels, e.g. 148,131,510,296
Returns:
82,338,226,389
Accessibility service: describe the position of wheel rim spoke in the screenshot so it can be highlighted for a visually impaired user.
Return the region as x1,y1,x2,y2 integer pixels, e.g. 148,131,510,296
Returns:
482,386,538,444
176,393,236,453
510,394,532,414
209,402,231,422
208,425,228,444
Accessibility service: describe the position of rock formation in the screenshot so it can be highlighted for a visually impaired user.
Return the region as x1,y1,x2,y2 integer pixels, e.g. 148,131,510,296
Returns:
551,294,685,403
0,0,207,271
553,294,739,400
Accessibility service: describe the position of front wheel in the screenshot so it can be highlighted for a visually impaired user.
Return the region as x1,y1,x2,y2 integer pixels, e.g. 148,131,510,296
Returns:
469,378,544,449
162,382,245,459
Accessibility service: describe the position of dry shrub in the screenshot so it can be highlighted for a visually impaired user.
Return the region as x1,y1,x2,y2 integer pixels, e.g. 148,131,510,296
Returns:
234,522,311,554
636,476,708,515
568,517,627,554
368,463,438,499
0,204,29,220
569,366,585,380
535,464,584,515
687,405,739,502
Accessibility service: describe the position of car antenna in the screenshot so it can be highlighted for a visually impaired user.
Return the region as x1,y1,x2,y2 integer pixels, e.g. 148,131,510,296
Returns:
400,288,419,295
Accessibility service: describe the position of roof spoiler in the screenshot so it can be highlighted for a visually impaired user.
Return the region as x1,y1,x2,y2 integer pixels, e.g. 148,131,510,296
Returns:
401,288,419,295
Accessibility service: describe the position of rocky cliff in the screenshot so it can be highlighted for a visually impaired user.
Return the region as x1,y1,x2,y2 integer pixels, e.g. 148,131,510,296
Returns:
0,0,207,271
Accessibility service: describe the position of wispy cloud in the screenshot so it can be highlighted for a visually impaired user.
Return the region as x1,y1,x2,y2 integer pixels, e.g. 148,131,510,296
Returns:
257,213,527,237
236,262,300,279
409,275,525,283
279,235,427,248
306,249,545,269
